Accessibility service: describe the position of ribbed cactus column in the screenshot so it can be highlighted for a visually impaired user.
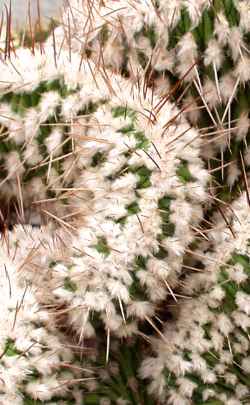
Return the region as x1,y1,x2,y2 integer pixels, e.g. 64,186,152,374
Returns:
163,0,250,192
2,46,208,340
0,48,108,224
0,227,85,404
61,0,250,192
140,192,250,404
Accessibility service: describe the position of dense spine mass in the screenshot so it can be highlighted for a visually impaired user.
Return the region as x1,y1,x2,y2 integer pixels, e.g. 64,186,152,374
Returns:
140,193,250,404
0,227,84,404
61,0,250,192
0,48,208,339
0,49,106,223
0,0,250,404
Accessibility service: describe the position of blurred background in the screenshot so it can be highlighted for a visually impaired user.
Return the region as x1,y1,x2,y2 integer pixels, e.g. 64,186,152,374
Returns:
0,0,63,27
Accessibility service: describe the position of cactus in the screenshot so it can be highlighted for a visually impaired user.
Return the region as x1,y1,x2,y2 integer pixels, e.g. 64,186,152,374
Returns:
0,1,250,404
140,192,250,404
0,46,208,339
0,48,78,223
61,0,250,193
0,49,104,224
0,226,86,405
39,55,208,339
0,48,112,224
